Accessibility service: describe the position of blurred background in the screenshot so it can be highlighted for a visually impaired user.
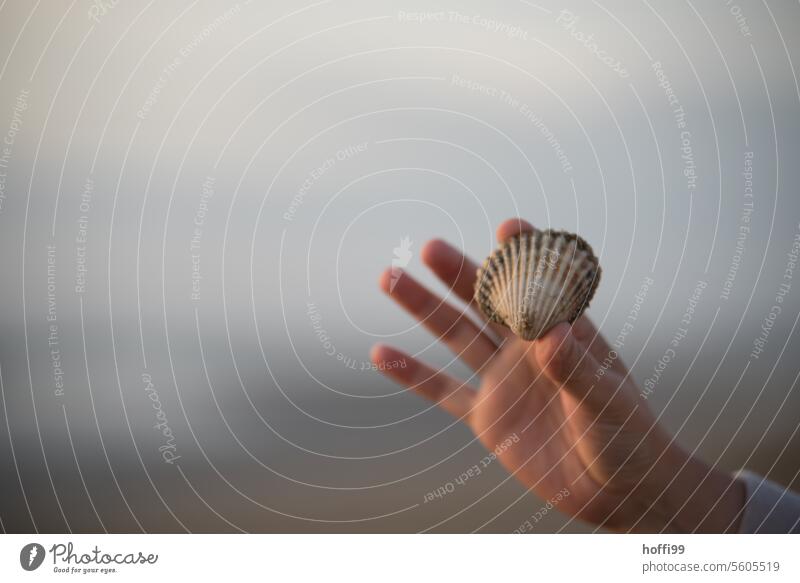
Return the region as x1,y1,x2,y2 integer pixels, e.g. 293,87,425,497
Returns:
0,0,799,533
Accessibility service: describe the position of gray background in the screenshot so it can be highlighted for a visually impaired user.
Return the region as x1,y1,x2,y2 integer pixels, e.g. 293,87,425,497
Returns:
0,0,799,532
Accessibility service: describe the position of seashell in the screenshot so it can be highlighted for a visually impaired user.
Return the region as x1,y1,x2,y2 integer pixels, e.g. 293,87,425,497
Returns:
474,228,601,340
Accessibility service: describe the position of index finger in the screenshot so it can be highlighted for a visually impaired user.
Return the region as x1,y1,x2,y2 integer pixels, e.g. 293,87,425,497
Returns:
421,218,535,339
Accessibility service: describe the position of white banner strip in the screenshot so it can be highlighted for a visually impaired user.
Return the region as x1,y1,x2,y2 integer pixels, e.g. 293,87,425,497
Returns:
0,534,797,582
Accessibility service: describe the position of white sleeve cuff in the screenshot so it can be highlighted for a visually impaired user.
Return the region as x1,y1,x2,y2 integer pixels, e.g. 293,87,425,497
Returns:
735,470,800,533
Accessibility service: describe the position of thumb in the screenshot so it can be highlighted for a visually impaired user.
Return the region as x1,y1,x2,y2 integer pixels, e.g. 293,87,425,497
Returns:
534,322,606,405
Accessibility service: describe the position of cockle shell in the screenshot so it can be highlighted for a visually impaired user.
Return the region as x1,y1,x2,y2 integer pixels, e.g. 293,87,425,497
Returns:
474,228,601,340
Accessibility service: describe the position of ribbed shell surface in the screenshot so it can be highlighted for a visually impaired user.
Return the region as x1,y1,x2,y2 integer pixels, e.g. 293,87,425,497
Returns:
474,229,601,340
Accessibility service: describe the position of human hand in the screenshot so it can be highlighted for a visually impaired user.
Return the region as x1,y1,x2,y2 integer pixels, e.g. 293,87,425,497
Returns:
371,219,744,532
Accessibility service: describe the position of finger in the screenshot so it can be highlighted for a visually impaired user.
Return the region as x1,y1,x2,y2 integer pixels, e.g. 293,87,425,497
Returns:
421,219,533,305
571,315,627,375
420,238,480,307
419,219,535,341
533,322,609,408
496,217,534,243
380,268,498,372
370,344,475,420
421,239,513,340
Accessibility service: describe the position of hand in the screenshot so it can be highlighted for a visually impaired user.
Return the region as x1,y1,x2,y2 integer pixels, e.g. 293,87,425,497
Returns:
371,218,745,532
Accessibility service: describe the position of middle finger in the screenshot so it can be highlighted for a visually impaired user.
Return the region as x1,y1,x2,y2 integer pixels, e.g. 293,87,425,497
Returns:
380,268,498,373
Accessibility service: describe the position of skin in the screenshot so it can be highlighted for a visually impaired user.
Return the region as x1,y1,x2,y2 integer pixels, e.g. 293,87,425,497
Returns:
371,218,745,533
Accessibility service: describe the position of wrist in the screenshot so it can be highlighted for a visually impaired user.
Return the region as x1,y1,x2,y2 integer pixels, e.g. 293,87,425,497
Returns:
644,444,745,533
